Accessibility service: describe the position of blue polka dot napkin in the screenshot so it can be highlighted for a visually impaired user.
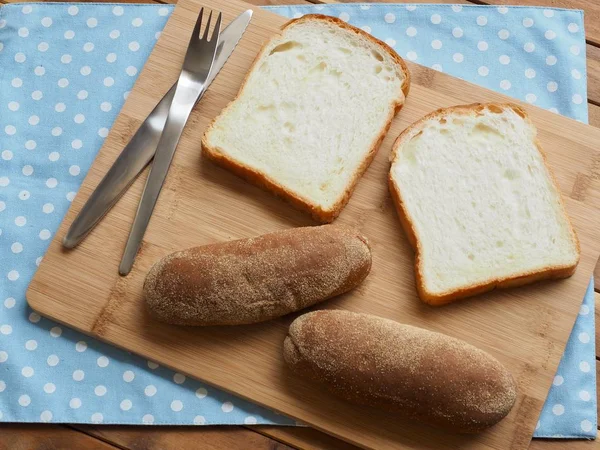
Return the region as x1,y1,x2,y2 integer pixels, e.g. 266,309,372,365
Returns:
0,2,594,439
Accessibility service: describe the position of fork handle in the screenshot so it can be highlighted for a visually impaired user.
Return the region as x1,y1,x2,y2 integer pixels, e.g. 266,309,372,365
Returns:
118,92,198,276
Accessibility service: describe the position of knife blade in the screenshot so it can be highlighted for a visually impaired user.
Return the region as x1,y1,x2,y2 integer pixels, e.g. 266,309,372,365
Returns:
62,9,253,249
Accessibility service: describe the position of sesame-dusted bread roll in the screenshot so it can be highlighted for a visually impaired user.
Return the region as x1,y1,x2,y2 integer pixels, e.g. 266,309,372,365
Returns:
284,310,517,433
144,225,371,326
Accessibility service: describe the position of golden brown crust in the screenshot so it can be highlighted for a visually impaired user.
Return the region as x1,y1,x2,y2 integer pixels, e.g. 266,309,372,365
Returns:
144,225,371,326
388,102,580,306
284,310,517,433
202,14,410,223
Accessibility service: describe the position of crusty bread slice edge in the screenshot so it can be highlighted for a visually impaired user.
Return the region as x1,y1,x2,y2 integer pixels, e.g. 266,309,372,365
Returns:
388,102,581,306
202,14,410,223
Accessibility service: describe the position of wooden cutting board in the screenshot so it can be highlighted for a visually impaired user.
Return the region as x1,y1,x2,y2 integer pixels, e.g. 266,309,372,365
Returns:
27,0,600,448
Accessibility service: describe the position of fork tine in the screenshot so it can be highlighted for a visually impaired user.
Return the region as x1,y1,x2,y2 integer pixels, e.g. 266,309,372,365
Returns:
192,7,204,39
201,10,213,40
210,12,222,42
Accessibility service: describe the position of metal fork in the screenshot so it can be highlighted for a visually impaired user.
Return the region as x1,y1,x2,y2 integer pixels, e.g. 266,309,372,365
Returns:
119,8,222,275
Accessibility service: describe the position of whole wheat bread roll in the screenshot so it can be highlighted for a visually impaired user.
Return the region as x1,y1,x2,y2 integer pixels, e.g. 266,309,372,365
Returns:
144,225,371,326
284,310,517,433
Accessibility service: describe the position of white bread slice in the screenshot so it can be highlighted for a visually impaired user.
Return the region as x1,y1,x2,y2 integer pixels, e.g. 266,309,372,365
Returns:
389,103,580,305
202,14,410,223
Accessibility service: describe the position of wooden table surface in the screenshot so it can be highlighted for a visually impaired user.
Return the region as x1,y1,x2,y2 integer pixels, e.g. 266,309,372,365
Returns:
2,0,600,448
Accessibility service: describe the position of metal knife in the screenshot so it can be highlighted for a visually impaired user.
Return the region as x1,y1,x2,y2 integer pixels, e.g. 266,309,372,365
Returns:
62,10,253,250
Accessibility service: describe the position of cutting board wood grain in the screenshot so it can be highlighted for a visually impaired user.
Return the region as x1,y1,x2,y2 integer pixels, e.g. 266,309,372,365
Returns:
27,0,600,448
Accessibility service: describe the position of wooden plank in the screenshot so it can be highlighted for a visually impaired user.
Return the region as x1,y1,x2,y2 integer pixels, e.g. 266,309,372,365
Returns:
72,425,294,450
6,422,595,450
72,424,600,450
587,45,600,107
530,435,600,449
251,426,361,450
0,425,119,450
250,426,600,450
589,104,600,128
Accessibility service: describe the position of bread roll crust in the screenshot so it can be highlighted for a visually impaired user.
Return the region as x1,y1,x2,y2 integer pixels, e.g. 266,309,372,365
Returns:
144,225,371,326
284,310,517,433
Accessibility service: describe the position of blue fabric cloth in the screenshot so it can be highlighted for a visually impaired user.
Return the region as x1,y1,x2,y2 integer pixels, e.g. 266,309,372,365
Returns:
0,2,595,439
